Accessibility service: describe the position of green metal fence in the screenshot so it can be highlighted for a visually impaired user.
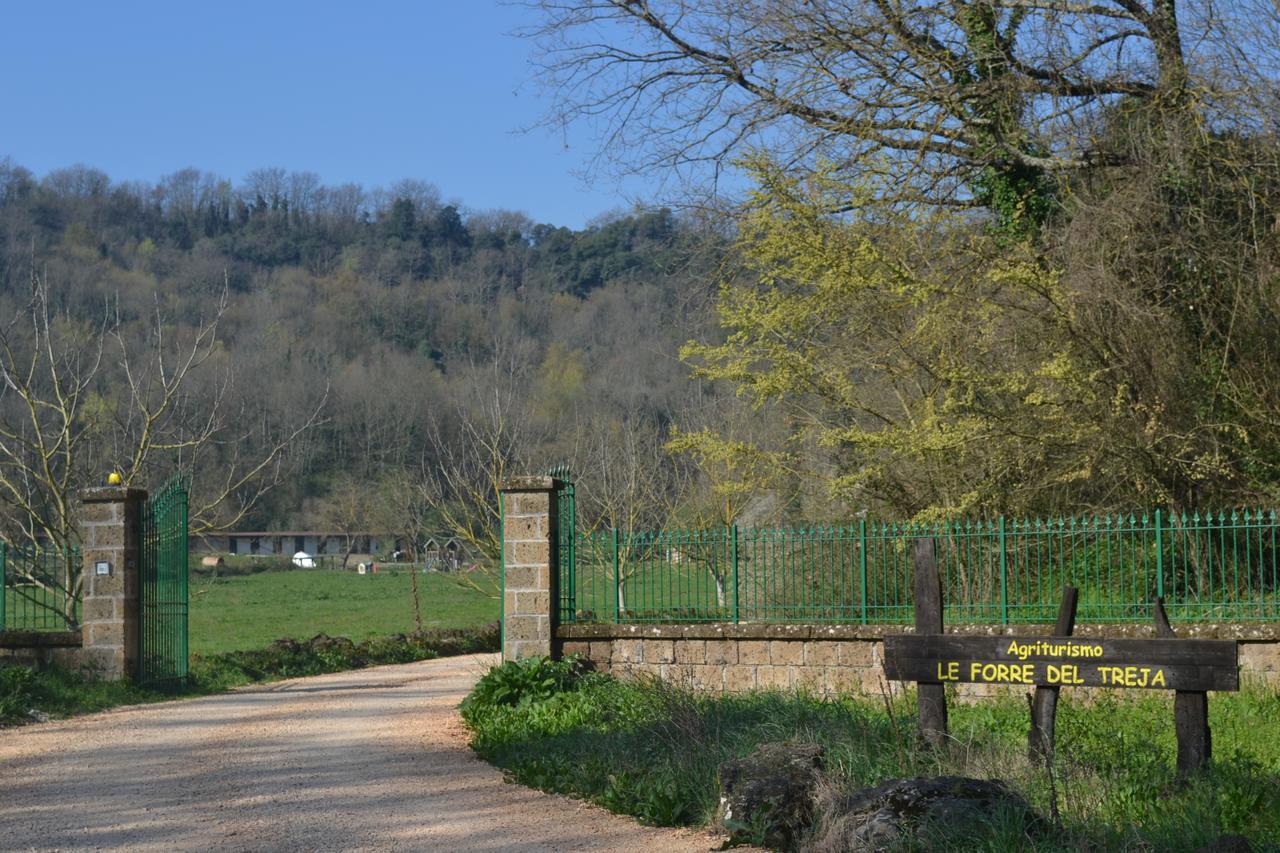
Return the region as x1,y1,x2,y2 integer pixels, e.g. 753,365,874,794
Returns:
558,510,1280,626
138,475,190,687
0,543,81,632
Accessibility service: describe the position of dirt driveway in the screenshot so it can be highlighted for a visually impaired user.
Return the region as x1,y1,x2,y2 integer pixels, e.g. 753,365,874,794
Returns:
0,654,727,851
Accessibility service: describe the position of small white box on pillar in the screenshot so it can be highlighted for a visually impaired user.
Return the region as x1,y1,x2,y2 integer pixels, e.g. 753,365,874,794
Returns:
95,560,112,576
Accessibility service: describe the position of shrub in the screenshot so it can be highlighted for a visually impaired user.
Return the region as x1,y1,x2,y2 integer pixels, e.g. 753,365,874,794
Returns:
0,665,39,723
461,655,595,716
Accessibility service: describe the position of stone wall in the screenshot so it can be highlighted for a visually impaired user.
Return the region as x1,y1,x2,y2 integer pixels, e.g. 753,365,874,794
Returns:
559,622,1280,698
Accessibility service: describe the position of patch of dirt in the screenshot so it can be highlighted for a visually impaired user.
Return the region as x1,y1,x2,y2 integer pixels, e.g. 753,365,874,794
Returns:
0,654,728,851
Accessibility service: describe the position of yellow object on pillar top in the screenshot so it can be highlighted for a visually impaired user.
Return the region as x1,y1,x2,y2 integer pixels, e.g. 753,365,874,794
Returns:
107,471,123,485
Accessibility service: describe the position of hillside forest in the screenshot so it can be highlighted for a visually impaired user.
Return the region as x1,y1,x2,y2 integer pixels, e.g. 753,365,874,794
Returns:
0,159,733,559
5,0,1280,570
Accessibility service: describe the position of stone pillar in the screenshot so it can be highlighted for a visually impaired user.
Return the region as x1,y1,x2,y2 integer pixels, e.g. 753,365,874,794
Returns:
79,487,147,680
500,476,560,661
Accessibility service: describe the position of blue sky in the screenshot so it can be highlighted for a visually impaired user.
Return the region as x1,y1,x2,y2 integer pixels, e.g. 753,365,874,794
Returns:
1,1,656,228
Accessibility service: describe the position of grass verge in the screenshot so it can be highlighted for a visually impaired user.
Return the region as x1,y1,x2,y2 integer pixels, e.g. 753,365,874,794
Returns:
461,661,1280,851
1,621,498,727
189,569,497,654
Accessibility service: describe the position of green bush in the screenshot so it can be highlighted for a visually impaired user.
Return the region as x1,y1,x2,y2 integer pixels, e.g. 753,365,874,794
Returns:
0,665,39,722
460,655,597,715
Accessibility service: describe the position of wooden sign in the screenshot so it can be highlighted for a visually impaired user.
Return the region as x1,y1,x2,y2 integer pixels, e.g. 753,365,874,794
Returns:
886,536,1240,775
883,634,1239,692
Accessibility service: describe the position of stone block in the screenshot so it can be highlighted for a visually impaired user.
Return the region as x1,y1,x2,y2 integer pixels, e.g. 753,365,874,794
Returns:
76,646,124,679
80,502,119,523
859,668,898,696
646,640,676,664
588,641,614,664
635,663,663,680
512,591,551,615
689,664,725,691
725,665,758,692
503,565,550,590
674,640,706,665
508,640,545,661
838,640,875,667
756,666,792,691
504,616,546,643
614,639,644,663
81,597,115,624
769,641,805,666
510,541,551,566
1240,642,1280,673
82,548,116,572
793,665,826,693
739,640,770,665
90,522,125,549
706,639,739,665
87,620,124,649
805,641,840,666
503,515,546,541
508,492,551,515
824,666,862,695
561,641,589,658
611,661,641,681
84,569,124,598
48,647,83,670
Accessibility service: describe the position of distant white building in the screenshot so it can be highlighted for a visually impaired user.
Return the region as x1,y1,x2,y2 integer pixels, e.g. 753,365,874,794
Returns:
191,531,402,557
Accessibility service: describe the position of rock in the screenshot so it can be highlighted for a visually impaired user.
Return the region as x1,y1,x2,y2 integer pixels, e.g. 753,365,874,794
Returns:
717,742,824,851
306,633,355,653
812,776,1042,852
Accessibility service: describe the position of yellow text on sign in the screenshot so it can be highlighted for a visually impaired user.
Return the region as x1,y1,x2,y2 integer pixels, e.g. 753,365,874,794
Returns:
1098,666,1167,687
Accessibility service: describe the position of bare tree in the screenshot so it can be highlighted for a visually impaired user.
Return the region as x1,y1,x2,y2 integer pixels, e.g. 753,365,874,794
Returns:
0,271,324,624
524,1,1259,209
420,352,548,598
572,408,692,613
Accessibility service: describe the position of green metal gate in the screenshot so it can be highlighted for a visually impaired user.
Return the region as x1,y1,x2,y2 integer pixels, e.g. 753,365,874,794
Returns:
138,474,189,687
548,464,576,622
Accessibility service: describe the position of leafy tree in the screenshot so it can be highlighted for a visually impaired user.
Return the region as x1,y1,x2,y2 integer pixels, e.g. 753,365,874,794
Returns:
681,163,1090,519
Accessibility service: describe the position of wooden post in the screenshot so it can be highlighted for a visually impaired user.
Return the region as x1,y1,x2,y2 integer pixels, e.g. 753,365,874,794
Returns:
1028,586,1079,764
1154,598,1210,774
913,537,947,746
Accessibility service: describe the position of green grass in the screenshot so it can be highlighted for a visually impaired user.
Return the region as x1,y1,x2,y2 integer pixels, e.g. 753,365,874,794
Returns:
0,665,174,723
462,666,1280,851
190,569,497,655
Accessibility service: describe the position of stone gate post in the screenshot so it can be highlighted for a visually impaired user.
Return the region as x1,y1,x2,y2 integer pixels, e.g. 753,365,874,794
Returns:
79,486,147,680
500,476,560,661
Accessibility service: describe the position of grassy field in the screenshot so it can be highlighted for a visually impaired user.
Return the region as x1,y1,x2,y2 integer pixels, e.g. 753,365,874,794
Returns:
463,661,1280,850
189,569,498,655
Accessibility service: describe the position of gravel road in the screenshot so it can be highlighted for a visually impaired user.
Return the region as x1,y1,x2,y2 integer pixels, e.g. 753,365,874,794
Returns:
0,654,728,852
